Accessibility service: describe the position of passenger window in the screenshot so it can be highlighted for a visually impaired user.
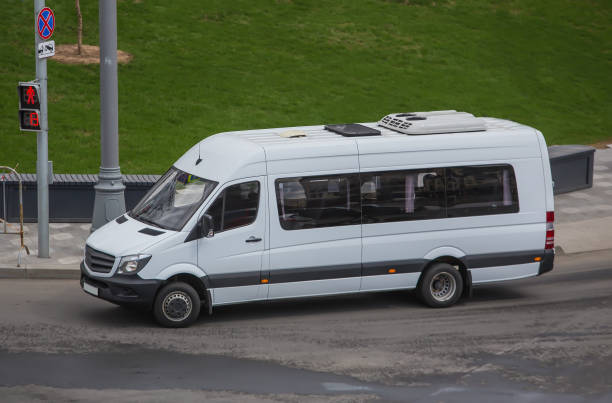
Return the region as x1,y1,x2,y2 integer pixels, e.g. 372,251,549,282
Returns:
361,169,445,223
206,181,260,232
276,174,361,230
446,165,518,217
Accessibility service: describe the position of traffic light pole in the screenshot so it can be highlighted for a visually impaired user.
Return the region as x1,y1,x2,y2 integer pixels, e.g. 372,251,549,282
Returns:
91,0,125,231
34,0,49,258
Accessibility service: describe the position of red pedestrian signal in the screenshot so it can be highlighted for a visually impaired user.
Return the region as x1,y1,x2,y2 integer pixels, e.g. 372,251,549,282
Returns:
26,87,36,104
18,82,40,110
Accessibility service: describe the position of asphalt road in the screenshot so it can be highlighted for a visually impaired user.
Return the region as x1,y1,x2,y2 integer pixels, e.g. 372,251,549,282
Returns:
1,250,611,402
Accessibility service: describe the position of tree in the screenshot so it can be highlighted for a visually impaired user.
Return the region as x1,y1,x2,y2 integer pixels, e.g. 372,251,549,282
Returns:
76,0,83,55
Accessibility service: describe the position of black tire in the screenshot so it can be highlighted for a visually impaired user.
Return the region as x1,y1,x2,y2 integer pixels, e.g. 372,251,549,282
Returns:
418,263,463,308
153,282,201,327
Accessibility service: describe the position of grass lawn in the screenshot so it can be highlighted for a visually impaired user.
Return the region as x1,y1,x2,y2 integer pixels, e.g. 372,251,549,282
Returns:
1,0,610,174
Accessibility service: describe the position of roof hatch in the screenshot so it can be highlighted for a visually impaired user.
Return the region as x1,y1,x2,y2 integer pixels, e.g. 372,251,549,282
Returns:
324,124,381,137
378,110,486,135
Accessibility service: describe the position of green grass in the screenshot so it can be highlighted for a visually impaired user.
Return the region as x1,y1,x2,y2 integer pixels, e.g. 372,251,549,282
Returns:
1,0,611,173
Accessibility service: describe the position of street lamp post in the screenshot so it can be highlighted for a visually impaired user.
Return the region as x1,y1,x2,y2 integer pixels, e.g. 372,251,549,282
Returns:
91,0,125,231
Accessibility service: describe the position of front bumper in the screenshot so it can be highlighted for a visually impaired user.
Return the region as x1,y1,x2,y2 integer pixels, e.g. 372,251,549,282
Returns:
80,261,161,309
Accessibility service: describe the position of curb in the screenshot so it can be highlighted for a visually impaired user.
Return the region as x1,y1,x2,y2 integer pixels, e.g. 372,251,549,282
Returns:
0,267,80,280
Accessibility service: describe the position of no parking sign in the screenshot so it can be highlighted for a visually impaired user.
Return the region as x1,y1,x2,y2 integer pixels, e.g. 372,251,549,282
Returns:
37,7,55,40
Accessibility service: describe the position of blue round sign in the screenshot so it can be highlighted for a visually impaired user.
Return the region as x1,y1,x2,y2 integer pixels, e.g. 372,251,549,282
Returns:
37,7,55,40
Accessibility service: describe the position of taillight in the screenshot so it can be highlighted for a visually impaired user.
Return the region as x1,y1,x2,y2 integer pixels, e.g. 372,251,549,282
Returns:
545,211,554,249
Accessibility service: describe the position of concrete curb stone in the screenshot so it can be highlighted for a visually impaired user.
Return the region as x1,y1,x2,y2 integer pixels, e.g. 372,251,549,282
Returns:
0,267,80,280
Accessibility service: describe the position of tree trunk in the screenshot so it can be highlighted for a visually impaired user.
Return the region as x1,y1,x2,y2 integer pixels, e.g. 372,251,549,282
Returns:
76,0,83,55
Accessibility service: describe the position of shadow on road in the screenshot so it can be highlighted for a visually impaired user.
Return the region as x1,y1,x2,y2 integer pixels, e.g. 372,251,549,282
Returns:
80,305,157,327
207,290,421,323
206,285,528,324
469,285,527,303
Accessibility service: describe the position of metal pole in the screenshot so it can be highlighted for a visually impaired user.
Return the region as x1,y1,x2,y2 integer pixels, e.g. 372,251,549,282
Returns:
19,180,25,250
34,0,49,257
2,179,6,234
91,0,125,231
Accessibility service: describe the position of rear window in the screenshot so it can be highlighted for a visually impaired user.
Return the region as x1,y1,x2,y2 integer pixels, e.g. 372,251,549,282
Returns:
446,165,519,217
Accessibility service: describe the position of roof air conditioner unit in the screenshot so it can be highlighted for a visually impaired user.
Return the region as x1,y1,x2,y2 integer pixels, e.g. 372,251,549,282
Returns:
378,110,486,135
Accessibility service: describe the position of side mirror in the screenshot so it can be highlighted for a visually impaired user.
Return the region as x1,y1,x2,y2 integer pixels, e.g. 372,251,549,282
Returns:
200,214,214,238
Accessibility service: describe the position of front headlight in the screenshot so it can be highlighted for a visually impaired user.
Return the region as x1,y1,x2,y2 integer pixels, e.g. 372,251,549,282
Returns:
117,254,152,275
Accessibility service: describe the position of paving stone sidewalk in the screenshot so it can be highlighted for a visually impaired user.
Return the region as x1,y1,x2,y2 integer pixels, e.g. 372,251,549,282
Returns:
555,147,612,253
0,222,89,278
1,148,611,278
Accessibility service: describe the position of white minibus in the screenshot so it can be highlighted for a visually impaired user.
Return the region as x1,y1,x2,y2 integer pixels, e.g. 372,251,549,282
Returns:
81,111,555,327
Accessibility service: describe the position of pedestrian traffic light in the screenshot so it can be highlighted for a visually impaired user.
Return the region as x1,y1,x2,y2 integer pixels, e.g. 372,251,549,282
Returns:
18,81,41,132
18,82,40,110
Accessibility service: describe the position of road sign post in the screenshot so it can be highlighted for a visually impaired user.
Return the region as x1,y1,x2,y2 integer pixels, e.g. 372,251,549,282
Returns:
34,1,52,258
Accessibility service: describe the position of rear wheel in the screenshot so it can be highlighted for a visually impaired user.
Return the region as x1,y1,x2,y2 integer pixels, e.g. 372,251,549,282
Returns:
418,263,463,308
153,282,201,327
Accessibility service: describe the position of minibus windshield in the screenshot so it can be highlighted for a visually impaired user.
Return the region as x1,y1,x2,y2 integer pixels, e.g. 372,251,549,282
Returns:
129,167,217,231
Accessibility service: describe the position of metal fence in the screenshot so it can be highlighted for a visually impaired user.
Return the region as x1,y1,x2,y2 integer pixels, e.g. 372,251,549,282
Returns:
0,174,159,223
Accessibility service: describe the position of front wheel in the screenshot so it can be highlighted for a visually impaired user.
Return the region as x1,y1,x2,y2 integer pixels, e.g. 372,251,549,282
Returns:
153,282,201,327
418,263,463,308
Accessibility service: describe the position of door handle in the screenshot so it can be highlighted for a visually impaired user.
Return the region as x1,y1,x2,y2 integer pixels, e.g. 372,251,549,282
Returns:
245,236,262,243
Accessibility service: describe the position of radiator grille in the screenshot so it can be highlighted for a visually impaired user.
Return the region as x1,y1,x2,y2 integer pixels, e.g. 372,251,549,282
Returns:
85,245,115,273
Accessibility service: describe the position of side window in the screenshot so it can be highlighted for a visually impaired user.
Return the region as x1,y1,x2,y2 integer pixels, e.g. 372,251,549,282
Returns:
206,181,260,232
276,174,361,230
446,165,518,217
361,169,445,223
